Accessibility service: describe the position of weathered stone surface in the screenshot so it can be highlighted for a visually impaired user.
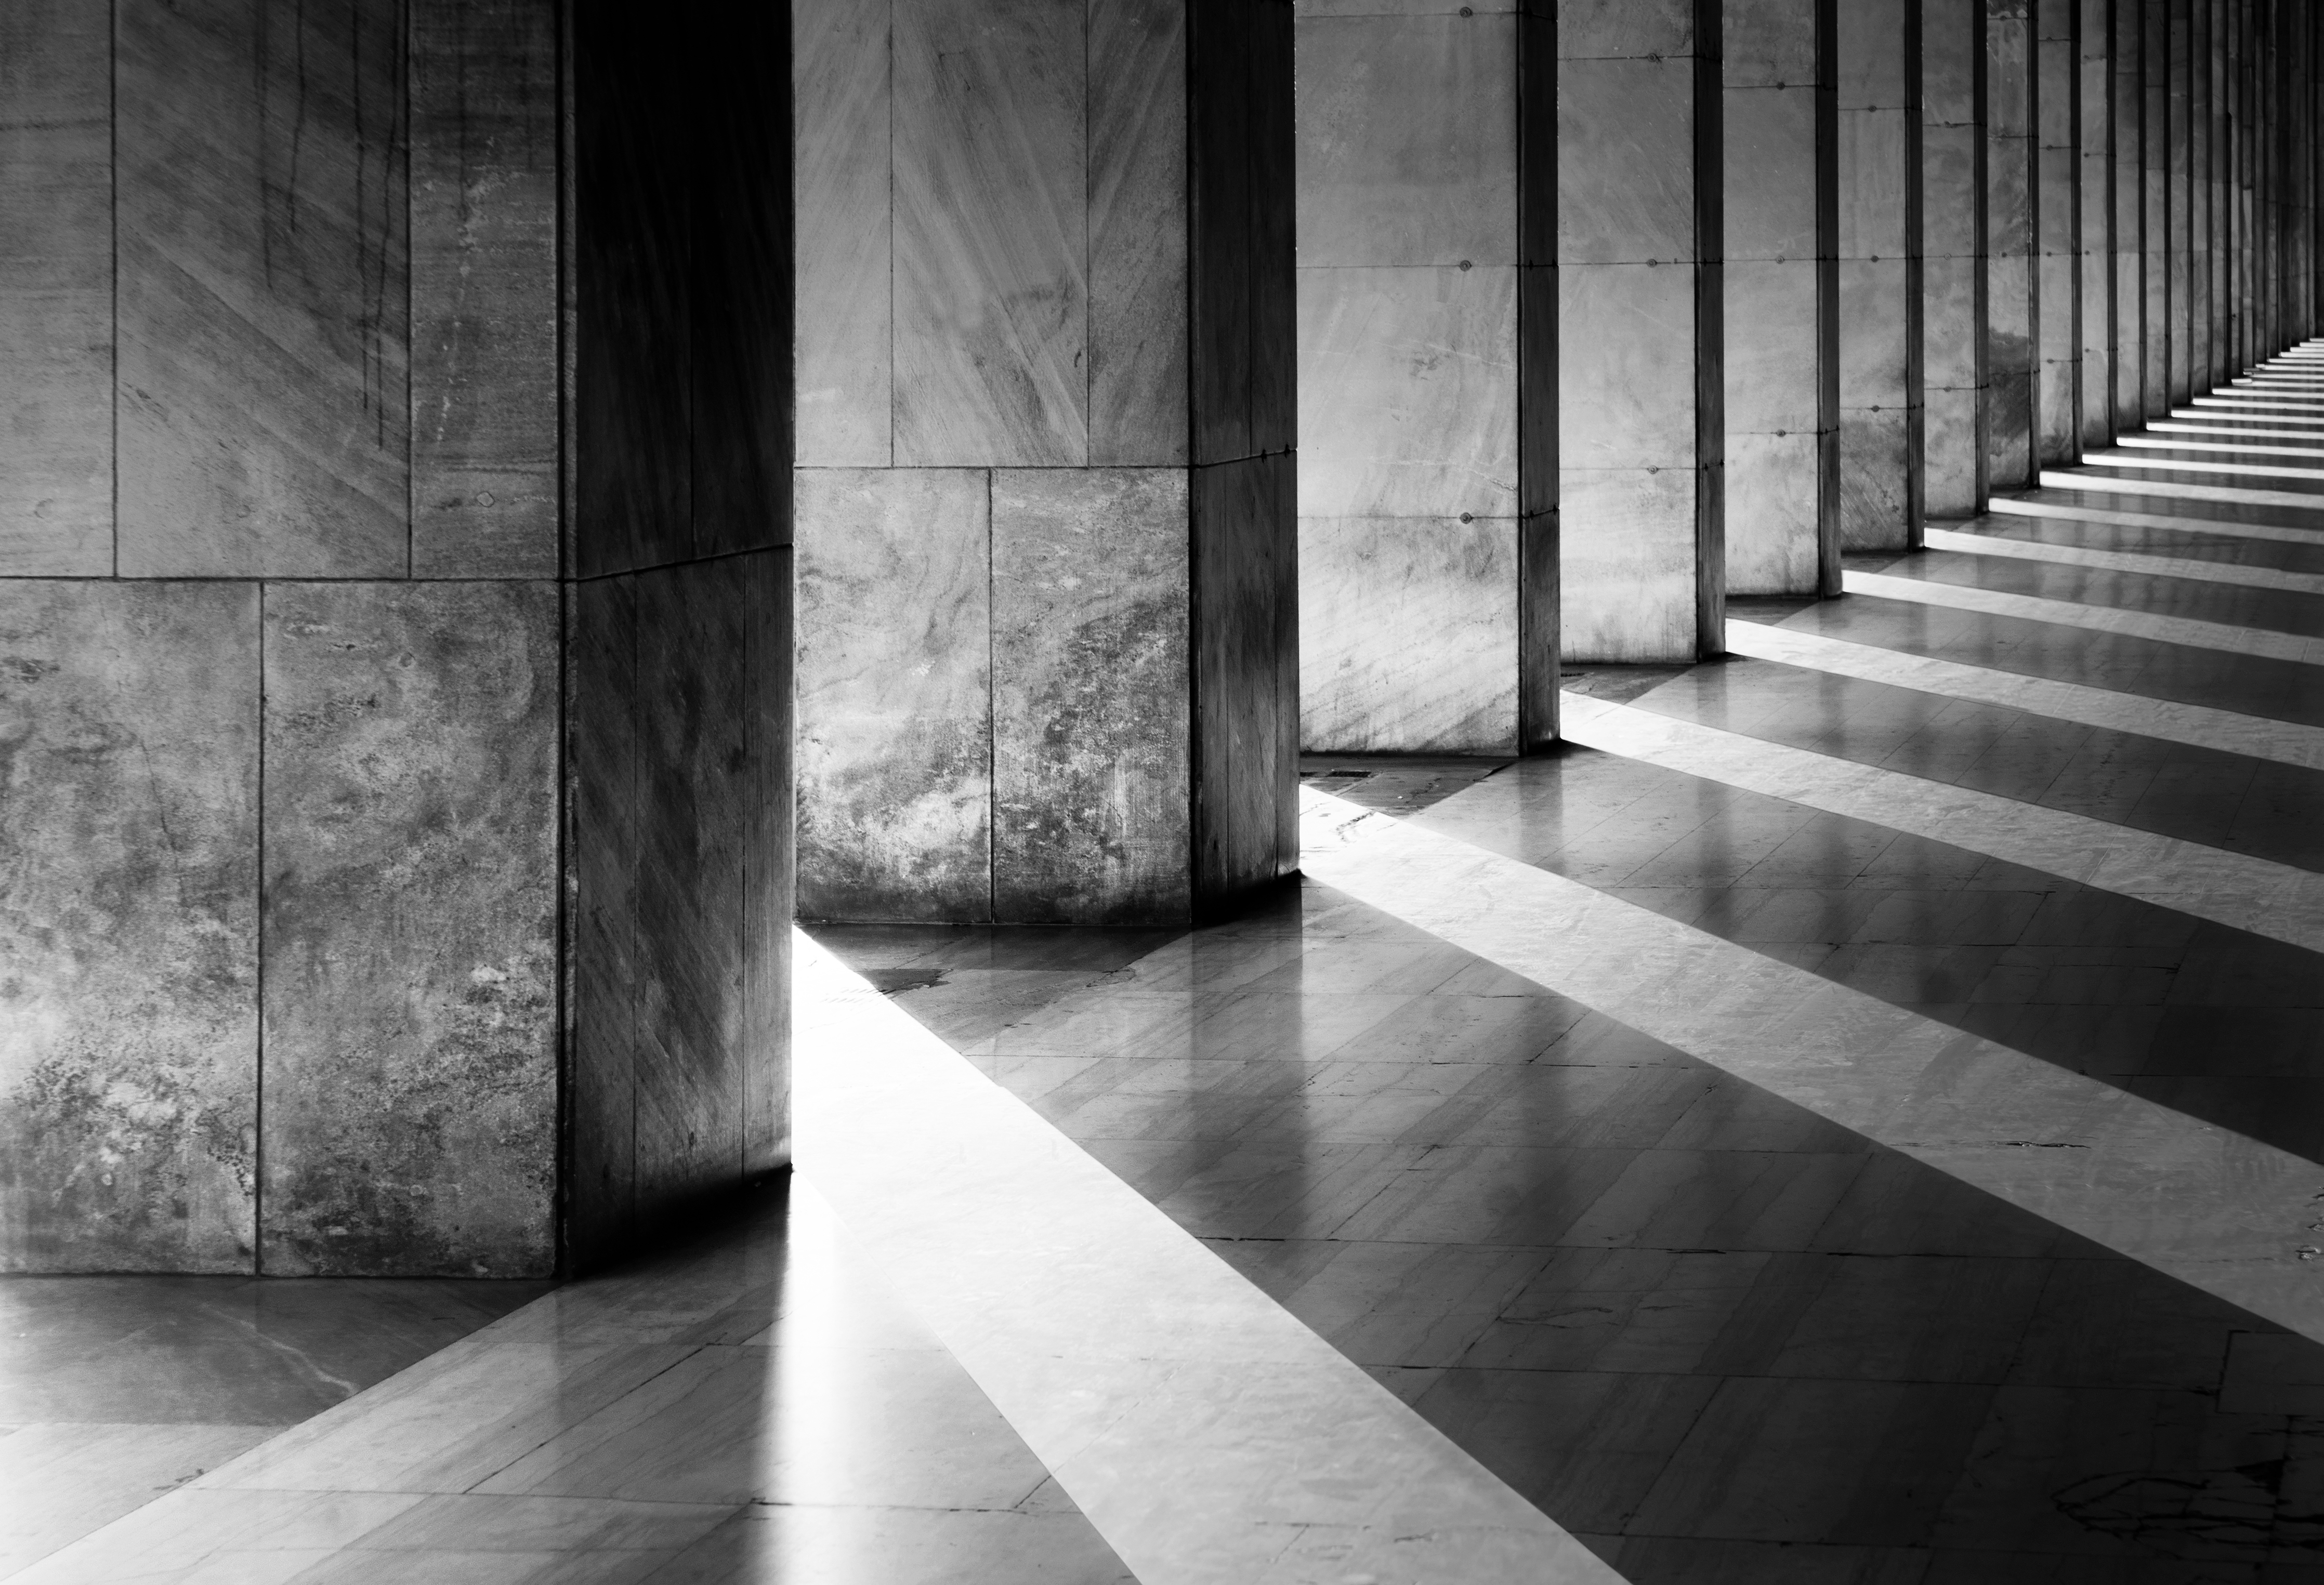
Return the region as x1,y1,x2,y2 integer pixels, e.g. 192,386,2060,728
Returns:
0,0,112,575
115,0,410,578
260,582,558,1277
794,467,992,922
0,582,259,1273
410,0,559,578
1301,515,1518,754
992,469,1192,924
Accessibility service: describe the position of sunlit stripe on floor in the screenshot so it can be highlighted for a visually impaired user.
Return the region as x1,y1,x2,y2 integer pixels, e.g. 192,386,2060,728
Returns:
1722,618,2324,769
1301,786,2324,1348
1923,524,2324,595
1843,565,2324,663
2084,452,2324,484
2191,394,2324,412
2036,467,2324,513
791,936,1615,1585
2121,433,2324,459
1990,493,2324,547
1554,689,2324,945
2146,422,2324,446
2181,404,2324,424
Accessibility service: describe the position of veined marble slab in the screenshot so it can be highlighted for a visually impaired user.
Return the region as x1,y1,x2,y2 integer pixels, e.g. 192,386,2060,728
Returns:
1989,493,2324,547
2084,450,2324,483
1556,690,2324,952
793,936,1620,1585
1301,787,2324,1344
1722,618,2324,769
1923,524,2324,593
1843,565,2324,663
2034,468,2324,513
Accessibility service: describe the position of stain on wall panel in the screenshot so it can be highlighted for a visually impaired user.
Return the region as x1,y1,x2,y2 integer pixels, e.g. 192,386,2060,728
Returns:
410,0,560,579
0,0,113,575
795,467,992,922
116,0,411,578
260,581,559,1277
992,468,1192,924
892,0,1088,467
0,582,259,1273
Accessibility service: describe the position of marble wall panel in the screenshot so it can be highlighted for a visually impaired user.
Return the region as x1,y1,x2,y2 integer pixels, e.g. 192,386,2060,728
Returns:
690,3,795,562
1559,0,1698,57
1559,59,1701,265
1298,265,1518,519
1296,12,1517,268
568,575,638,1271
1726,432,1825,593
572,0,689,579
1726,258,1824,433
260,581,558,1278
1838,256,1919,402
1725,0,1823,86
115,0,409,579
2140,0,2166,415
1561,263,1702,471
1989,2,2038,490
1091,1,1190,465
1192,451,1298,906
1301,516,1518,754
631,561,748,1220
0,583,259,1274
892,0,1087,468
2167,0,2192,401
410,0,558,579
1726,84,1822,261
1560,467,1702,662
1840,105,1916,265
794,467,992,922
794,0,892,467
0,0,111,575
1840,406,1918,546
992,470,1192,924
1923,244,1988,514
1190,0,1297,467
2036,0,2082,467
1924,384,1986,512
2115,0,2145,428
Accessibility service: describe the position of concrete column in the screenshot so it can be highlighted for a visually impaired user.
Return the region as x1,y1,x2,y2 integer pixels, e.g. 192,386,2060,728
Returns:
2114,0,2146,425
1559,3,1724,662
2080,0,2117,447
1295,4,1555,752
2036,0,2083,462
2141,0,2168,413
793,0,1297,924
1726,0,1839,597
2168,0,2193,400
1924,0,1987,517
1839,0,1925,550
1988,0,2039,489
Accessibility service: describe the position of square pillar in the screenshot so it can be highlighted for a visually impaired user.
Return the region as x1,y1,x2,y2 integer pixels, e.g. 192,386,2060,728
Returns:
1295,3,1556,752
2036,0,2084,465
2114,0,2146,425
1989,0,2038,491
1726,0,1840,597
2081,0,2118,448
1840,0,1926,551
793,1,1297,925
1559,2,1724,662
1924,0,1988,517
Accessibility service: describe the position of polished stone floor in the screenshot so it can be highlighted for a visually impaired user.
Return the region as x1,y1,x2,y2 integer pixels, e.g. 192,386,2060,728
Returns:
21,356,2324,1582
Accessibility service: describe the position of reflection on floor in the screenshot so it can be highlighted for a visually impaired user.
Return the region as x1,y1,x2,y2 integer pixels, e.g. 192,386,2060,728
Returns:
12,1178,1132,1584
810,352,2324,1581
23,350,2324,1582
0,1274,548,1575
